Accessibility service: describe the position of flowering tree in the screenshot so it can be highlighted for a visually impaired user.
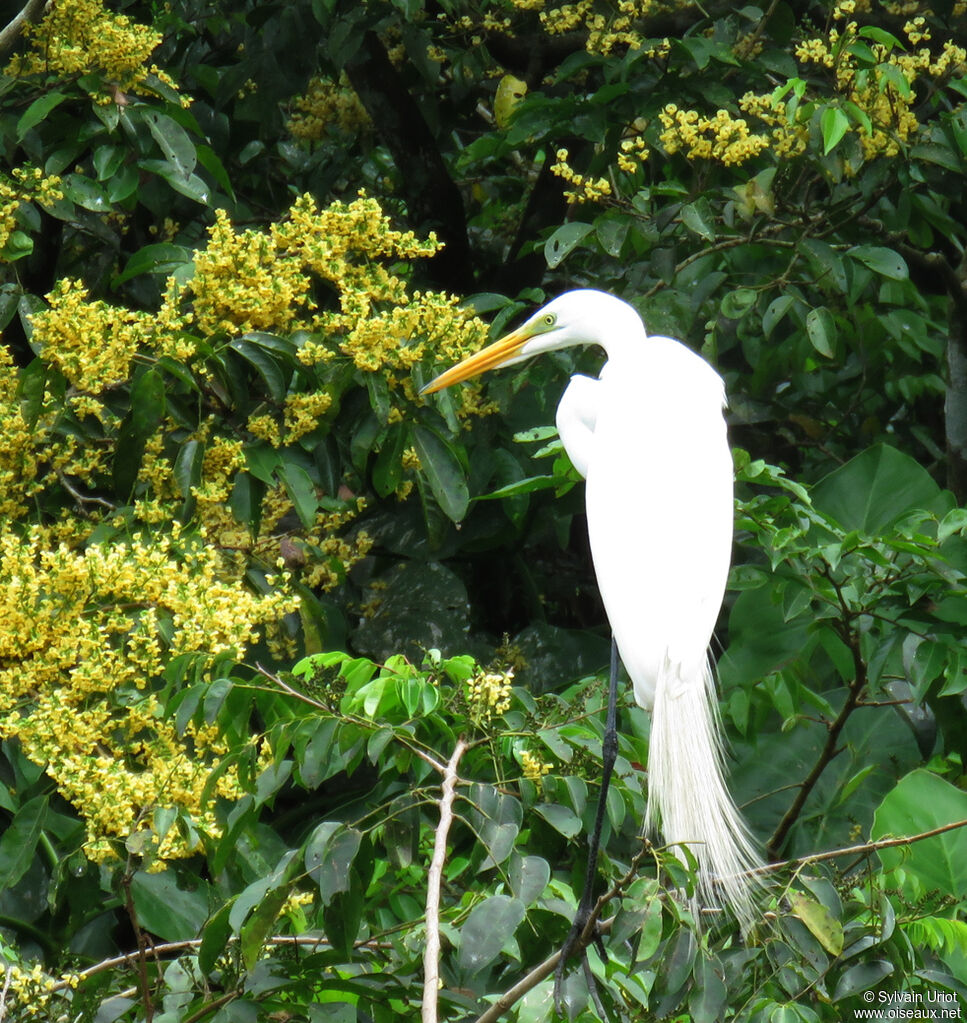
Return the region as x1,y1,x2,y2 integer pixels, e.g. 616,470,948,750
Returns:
1,1,967,1021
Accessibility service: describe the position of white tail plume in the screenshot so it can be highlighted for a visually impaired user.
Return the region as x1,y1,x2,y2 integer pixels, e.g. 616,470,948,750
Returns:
645,658,763,931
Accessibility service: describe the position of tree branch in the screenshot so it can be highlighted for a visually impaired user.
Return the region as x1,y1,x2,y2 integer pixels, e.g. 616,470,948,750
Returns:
0,0,48,57
423,737,468,1023
767,593,866,858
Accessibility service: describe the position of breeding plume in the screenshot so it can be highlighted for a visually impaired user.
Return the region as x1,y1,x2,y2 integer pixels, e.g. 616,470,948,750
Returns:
422,289,762,930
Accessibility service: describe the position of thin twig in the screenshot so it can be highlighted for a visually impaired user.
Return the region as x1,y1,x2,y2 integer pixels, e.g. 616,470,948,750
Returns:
423,737,468,1023
49,934,387,992
0,962,12,1023
764,816,967,874
767,593,866,858
473,846,650,1023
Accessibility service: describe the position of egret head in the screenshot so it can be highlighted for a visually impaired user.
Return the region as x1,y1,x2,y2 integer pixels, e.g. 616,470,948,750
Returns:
420,289,643,395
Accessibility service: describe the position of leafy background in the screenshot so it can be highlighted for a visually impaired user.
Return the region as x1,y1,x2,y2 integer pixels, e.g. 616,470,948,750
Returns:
0,0,967,1020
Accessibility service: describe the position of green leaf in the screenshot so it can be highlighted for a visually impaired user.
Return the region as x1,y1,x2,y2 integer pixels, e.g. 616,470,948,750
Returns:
17,91,67,140
848,245,908,281
805,306,836,357
811,444,941,533
762,295,794,337
198,901,233,975
533,802,581,837
0,796,48,891
230,338,288,400
277,463,318,528
144,110,198,179
820,106,849,154
508,854,550,905
544,222,593,270
457,894,525,973
833,960,894,1001
131,368,166,440
412,425,469,522
872,769,967,897
689,956,727,1023
131,871,210,941
682,200,715,241
114,243,193,286
788,891,844,955
174,440,204,498
305,823,363,905
62,173,110,212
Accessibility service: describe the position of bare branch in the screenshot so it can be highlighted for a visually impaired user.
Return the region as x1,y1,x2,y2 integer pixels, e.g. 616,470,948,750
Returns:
0,0,48,58
767,600,866,858
423,737,468,1023
765,816,967,874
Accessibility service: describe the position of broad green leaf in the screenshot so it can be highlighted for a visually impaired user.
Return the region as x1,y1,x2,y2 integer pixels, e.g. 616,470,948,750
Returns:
833,960,894,1001
17,91,67,140
872,769,967,897
174,440,204,498
277,463,318,528
131,871,210,941
230,338,288,399
305,823,363,905
720,288,757,319
144,110,198,178
805,306,835,357
820,106,849,154
788,891,844,955
0,796,48,891
533,802,581,837
689,956,727,1023
62,173,110,212
544,222,593,269
508,854,550,905
811,444,942,533
412,425,469,521
682,200,715,240
848,245,908,281
762,295,794,337
457,894,525,973
131,368,166,440
114,243,193,286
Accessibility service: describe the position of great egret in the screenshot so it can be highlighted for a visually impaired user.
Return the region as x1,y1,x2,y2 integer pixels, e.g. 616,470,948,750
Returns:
421,289,762,937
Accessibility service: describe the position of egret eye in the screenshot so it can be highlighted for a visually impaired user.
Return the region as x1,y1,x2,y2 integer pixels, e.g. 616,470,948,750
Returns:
543,313,556,327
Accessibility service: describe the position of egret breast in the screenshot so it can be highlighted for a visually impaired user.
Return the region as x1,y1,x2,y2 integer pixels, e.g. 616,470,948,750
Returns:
582,338,733,710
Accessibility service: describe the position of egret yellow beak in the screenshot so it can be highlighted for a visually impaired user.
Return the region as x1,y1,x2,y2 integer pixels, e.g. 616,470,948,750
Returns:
420,323,533,395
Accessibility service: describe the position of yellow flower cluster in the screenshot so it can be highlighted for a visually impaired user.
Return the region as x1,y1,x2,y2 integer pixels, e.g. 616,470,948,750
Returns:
0,525,296,862
512,0,695,55
0,959,79,1019
0,167,63,257
5,0,181,101
520,748,553,786
738,92,809,158
466,669,514,726
794,20,966,160
287,74,371,141
30,279,156,391
551,148,613,204
617,133,650,174
658,105,772,166
188,210,310,335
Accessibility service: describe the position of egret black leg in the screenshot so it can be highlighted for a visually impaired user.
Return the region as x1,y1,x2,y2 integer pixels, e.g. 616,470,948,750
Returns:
553,638,620,1016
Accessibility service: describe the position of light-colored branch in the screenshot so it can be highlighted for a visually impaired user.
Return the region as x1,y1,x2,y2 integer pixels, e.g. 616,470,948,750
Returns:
766,816,967,874
423,737,468,1023
0,0,48,57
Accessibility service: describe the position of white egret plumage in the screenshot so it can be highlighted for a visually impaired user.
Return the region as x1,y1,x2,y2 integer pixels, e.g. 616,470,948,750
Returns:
421,288,762,933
